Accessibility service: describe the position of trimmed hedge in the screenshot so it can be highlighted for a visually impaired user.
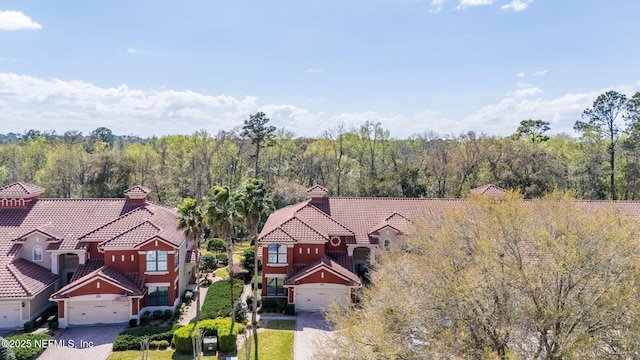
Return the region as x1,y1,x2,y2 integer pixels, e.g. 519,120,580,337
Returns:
262,297,287,313
112,324,183,351
6,333,51,360
200,280,244,320
173,318,244,354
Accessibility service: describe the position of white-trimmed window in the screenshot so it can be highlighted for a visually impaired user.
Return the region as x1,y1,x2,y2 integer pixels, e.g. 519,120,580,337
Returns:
146,250,168,271
148,286,169,306
383,239,391,249
267,277,286,296
268,244,287,264
33,246,43,262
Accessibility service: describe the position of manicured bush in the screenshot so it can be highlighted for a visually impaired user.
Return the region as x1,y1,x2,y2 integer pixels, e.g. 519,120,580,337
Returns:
196,318,244,353
207,238,227,253
200,280,244,320
246,294,262,310
34,317,43,327
152,310,163,319
149,340,162,349
129,318,137,327
46,315,56,328
200,253,217,272
22,321,33,333
217,253,228,266
112,324,183,351
141,313,151,325
285,303,296,315
182,290,194,304
172,323,195,354
158,340,169,349
261,297,287,313
6,333,51,360
163,309,173,320
50,322,58,331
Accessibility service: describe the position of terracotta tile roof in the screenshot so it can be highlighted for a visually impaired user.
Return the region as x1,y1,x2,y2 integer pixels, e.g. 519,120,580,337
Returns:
279,217,327,242
0,259,60,297
470,184,506,198
260,227,297,243
79,207,155,242
306,184,329,197
100,221,162,248
369,212,414,235
0,182,45,197
15,223,65,242
124,185,151,196
285,254,360,286
52,260,146,299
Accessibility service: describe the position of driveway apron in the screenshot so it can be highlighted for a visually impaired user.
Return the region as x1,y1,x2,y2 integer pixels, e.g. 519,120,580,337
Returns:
38,324,126,360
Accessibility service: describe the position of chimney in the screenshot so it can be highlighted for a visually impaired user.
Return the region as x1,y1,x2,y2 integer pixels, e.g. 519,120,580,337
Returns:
123,185,151,205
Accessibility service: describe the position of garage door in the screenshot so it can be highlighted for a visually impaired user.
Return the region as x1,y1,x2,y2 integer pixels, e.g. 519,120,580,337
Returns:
295,286,350,311
68,300,130,325
0,302,21,329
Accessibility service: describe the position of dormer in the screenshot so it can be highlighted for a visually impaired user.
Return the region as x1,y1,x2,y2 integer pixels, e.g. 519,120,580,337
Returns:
307,184,329,209
124,185,151,205
0,182,45,208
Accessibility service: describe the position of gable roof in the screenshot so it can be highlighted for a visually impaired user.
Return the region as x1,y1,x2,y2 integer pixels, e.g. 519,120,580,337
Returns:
51,259,145,299
285,254,361,286
0,182,46,198
470,184,506,198
369,212,414,235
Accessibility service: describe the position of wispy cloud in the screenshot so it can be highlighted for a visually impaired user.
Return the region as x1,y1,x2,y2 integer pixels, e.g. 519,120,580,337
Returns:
429,0,446,13
501,0,533,12
0,10,42,31
306,68,324,73
532,69,548,76
126,48,142,54
517,72,526,78
457,0,497,10
509,87,543,98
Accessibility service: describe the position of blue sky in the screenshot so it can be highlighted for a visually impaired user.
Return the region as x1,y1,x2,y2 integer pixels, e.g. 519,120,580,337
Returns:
1,1,639,138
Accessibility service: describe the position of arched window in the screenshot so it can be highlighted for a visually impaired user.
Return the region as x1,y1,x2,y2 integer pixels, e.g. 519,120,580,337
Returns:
33,246,43,262
383,239,391,249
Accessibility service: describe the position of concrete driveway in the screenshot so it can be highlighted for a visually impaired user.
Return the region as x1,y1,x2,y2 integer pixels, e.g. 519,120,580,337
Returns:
294,312,332,360
38,324,126,360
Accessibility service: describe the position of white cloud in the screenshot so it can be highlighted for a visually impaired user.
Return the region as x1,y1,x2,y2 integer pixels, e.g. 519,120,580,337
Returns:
509,87,543,98
501,0,533,11
429,0,446,13
457,0,497,10
1,72,638,140
127,48,141,54
532,69,548,76
306,68,324,73
517,72,526,78
0,11,41,31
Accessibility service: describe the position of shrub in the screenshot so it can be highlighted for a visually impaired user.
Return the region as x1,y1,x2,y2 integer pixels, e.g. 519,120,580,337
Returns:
51,322,58,331
22,321,33,333
6,333,51,360
34,317,43,327
129,318,137,327
247,295,262,311
141,313,151,325
172,323,195,354
196,318,244,353
234,301,248,322
261,297,287,313
200,280,244,320
217,253,228,266
0,337,15,360
182,290,194,304
46,315,56,327
285,304,296,315
207,238,227,253
158,339,169,349
113,324,183,351
152,310,163,320
149,340,162,349
200,253,217,272
163,309,173,320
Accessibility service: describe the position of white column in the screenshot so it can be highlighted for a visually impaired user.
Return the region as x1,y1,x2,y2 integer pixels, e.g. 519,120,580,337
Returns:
347,246,354,257
79,252,86,265
51,254,59,274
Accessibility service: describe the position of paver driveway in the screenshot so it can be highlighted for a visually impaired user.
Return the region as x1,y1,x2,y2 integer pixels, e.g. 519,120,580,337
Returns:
38,324,126,360
294,312,332,360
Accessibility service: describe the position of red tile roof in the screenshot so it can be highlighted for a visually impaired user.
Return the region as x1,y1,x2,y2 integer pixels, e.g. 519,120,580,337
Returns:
51,259,146,299
285,254,360,286
0,182,185,299
0,182,45,197
470,184,506,198
124,185,151,196
1,259,60,297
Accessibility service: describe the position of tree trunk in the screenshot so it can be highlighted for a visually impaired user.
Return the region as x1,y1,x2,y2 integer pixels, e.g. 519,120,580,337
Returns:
252,239,259,360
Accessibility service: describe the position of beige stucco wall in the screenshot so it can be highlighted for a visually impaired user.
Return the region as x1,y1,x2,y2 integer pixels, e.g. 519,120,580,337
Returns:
29,283,56,321
19,234,51,270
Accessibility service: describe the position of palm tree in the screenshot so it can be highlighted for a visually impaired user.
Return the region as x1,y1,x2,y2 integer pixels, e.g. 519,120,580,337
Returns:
235,179,274,360
204,186,239,327
177,197,204,323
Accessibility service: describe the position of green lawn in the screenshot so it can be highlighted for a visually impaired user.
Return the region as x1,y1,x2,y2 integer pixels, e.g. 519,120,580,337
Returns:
238,320,295,360
108,350,194,360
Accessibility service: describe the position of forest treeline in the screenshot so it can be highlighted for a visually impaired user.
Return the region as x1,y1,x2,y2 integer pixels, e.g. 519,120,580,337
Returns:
1,90,639,207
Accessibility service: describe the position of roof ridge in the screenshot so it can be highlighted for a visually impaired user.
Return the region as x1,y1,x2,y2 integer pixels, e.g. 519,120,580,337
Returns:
297,204,355,234
285,216,329,239
78,206,154,240
98,220,162,248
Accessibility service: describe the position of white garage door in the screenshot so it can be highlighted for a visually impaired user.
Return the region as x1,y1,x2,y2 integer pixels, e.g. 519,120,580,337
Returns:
295,285,350,311
0,302,21,329
68,300,130,325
